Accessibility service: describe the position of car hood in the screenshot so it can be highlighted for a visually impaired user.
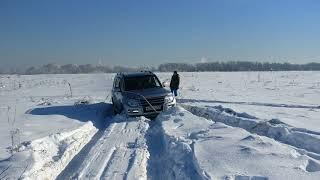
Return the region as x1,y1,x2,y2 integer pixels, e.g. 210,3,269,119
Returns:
124,87,171,99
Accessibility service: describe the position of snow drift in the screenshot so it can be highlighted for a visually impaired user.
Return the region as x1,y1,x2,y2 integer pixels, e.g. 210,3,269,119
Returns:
182,104,320,155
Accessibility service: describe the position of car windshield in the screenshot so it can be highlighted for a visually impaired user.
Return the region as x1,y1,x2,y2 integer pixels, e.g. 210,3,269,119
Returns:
124,75,161,91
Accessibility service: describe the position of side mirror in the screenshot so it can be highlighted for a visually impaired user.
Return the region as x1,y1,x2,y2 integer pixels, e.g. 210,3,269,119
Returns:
162,81,169,87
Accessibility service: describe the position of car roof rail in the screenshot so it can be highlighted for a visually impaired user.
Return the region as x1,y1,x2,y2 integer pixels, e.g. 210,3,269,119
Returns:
140,70,154,74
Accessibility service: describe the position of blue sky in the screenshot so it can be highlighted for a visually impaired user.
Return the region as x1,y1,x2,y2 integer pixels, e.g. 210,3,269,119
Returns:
1,0,320,68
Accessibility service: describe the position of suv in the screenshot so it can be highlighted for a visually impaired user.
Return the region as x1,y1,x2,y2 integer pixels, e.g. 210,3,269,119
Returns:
111,71,176,117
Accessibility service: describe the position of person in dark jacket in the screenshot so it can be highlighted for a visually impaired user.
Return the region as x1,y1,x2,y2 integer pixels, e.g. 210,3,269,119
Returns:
170,71,180,96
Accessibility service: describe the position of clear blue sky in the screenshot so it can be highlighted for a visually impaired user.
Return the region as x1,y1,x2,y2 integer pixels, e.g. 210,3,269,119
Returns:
1,0,320,68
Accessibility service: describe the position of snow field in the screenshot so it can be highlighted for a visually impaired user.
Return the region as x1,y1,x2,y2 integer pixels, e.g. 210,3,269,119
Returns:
158,71,320,132
157,106,320,180
182,104,320,155
1,72,320,180
0,74,114,160
0,73,114,179
0,121,97,180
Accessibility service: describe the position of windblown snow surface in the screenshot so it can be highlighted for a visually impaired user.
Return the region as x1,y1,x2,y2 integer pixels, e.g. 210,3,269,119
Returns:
0,72,320,179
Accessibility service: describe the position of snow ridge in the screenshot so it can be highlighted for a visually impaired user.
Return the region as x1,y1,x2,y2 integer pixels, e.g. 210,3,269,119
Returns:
156,106,320,179
22,121,97,179
147,109,210,180
182,104,320,155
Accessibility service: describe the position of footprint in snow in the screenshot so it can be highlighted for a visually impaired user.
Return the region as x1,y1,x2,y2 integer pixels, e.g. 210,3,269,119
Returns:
189,129,211,140
256,141,272,147
239,145,258,155
173,124,184,129
240,135,271,147
213,136,223,140
240,135,257,141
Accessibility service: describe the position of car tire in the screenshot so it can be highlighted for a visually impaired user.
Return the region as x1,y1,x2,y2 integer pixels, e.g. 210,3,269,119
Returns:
112,99,119,115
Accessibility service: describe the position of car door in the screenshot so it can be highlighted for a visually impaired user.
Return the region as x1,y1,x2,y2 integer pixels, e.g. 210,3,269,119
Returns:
112,77,122,108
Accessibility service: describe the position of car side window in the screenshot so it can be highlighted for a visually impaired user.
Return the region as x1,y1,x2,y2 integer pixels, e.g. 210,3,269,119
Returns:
120,78,125,91
114,77,120,88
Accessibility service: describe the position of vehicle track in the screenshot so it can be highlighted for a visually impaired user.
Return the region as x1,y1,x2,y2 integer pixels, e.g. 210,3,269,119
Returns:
57,108,212,180
178,98,320,109
56,115,149,180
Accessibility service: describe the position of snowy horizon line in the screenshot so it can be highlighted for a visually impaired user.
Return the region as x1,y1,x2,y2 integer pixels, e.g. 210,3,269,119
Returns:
2,61,320,75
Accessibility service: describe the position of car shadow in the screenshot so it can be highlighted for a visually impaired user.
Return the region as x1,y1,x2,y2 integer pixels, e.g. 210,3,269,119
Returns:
27,102,113,129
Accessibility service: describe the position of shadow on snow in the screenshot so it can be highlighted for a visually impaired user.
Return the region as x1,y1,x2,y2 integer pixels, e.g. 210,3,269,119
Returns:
27,102,113,129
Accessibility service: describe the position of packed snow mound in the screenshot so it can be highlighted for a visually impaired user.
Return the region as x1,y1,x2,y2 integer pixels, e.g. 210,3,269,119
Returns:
156,106,320,180
0,73,113,160
147,113,205,180
1,122,97,180
182,104,320,155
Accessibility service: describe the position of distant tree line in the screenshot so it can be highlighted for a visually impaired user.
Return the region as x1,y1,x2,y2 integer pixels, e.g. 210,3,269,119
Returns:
22,64,156,75
1,62,320,75
158,62,320,72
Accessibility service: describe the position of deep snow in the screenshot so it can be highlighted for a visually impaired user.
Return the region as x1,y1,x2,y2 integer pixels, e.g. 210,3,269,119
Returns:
0,72,320,179
158,106,320,179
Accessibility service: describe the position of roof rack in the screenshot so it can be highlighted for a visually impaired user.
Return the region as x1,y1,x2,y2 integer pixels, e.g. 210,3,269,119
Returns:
117,71,154,77
140,70,153,74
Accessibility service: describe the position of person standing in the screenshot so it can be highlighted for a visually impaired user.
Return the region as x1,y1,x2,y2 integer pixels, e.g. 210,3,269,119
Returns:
170,71,180,96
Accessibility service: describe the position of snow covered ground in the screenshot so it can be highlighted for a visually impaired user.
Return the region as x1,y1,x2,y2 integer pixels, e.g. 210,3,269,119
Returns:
0,71,320,179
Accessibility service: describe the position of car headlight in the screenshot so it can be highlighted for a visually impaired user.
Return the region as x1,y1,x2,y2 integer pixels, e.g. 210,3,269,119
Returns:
127,98,139,107
164,94,174,103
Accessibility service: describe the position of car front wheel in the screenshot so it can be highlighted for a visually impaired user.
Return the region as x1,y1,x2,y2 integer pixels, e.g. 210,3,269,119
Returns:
112,99,119,115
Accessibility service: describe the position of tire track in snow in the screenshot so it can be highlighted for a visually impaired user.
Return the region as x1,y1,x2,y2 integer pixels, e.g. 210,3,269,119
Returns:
95,147,117,179
146,120,204,180
77,123,120,179
146,121,168,180
178,98,320,109
57,122,118,179
100,147,136,179
123,149,137,180
57,115,149,180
